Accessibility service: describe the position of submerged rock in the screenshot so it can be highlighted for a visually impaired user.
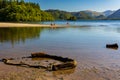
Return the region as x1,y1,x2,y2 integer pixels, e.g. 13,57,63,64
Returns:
106,43,119,49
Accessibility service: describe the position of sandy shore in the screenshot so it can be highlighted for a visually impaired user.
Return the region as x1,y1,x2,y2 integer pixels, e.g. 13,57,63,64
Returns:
0,62,120,80
0,22,61,27
0,56,120,80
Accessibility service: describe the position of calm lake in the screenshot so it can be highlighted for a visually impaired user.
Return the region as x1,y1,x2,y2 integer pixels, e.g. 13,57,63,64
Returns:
0,20,120,69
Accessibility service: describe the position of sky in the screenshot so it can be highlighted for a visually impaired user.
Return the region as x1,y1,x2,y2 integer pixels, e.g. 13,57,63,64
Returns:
25,0,120,12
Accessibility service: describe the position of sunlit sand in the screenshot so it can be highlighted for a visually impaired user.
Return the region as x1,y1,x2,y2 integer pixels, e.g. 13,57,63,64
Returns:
0,22,61,27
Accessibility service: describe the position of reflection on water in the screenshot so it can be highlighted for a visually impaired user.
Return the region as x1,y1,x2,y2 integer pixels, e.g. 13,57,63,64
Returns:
0,27,43,45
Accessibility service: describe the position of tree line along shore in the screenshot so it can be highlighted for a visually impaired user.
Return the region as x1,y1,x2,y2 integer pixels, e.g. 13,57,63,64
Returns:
0,0,54,22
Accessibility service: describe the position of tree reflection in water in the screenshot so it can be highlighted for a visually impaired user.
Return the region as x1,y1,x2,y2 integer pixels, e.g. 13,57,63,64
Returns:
0,27,44,45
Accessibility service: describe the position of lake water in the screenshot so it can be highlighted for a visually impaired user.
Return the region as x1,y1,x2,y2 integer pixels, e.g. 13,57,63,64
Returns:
0,20,120,69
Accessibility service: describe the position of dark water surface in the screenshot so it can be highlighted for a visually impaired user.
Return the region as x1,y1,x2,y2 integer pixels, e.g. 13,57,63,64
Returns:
0,20,120,69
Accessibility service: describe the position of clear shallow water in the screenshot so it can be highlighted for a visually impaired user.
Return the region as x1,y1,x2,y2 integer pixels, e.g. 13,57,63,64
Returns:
0,20,120,69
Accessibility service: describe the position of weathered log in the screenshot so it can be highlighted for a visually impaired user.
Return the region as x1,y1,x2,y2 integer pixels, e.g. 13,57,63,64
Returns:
2,58,47,69
2,58,14,63
106,43,119,49
31,52,73,62
52,60,77,71
2,58,25,66
2,52,77,71
31,52,77,70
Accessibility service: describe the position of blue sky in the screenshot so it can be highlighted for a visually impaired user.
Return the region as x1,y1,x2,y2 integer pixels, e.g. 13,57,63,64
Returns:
25,0,120,12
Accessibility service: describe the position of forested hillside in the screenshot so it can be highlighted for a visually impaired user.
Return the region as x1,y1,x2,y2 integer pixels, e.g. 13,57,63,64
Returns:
45,9,76,20
0,0,54,22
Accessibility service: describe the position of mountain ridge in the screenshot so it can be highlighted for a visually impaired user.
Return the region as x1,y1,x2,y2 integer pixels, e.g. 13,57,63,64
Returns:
107,9,120,19
45,9,120,20
45,9,105,20
103,10,115,17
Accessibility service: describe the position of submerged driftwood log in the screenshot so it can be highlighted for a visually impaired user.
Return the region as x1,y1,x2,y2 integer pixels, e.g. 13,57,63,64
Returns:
31,52,77,71
106,43,119,49
2,58,47,69
52,61,77,71
2,52,77,71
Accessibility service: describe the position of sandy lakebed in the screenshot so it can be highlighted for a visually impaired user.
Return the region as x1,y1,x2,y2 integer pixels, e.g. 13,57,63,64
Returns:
0,59,120,80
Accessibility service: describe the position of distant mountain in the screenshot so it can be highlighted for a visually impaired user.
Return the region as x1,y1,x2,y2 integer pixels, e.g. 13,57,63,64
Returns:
72,10,104,19
107,9,120,19
45,9,105,20
82,10,103,17
103,10,115,17
71,11,94,19
45,9,120,20
96,15,106,19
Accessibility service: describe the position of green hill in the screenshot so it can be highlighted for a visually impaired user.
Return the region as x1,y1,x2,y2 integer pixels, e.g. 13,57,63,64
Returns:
45,9,74,20
0,0,54,22
75,11,94,19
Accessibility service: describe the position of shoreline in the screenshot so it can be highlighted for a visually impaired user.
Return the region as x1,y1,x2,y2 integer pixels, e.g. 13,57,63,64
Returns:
0,22,64,27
